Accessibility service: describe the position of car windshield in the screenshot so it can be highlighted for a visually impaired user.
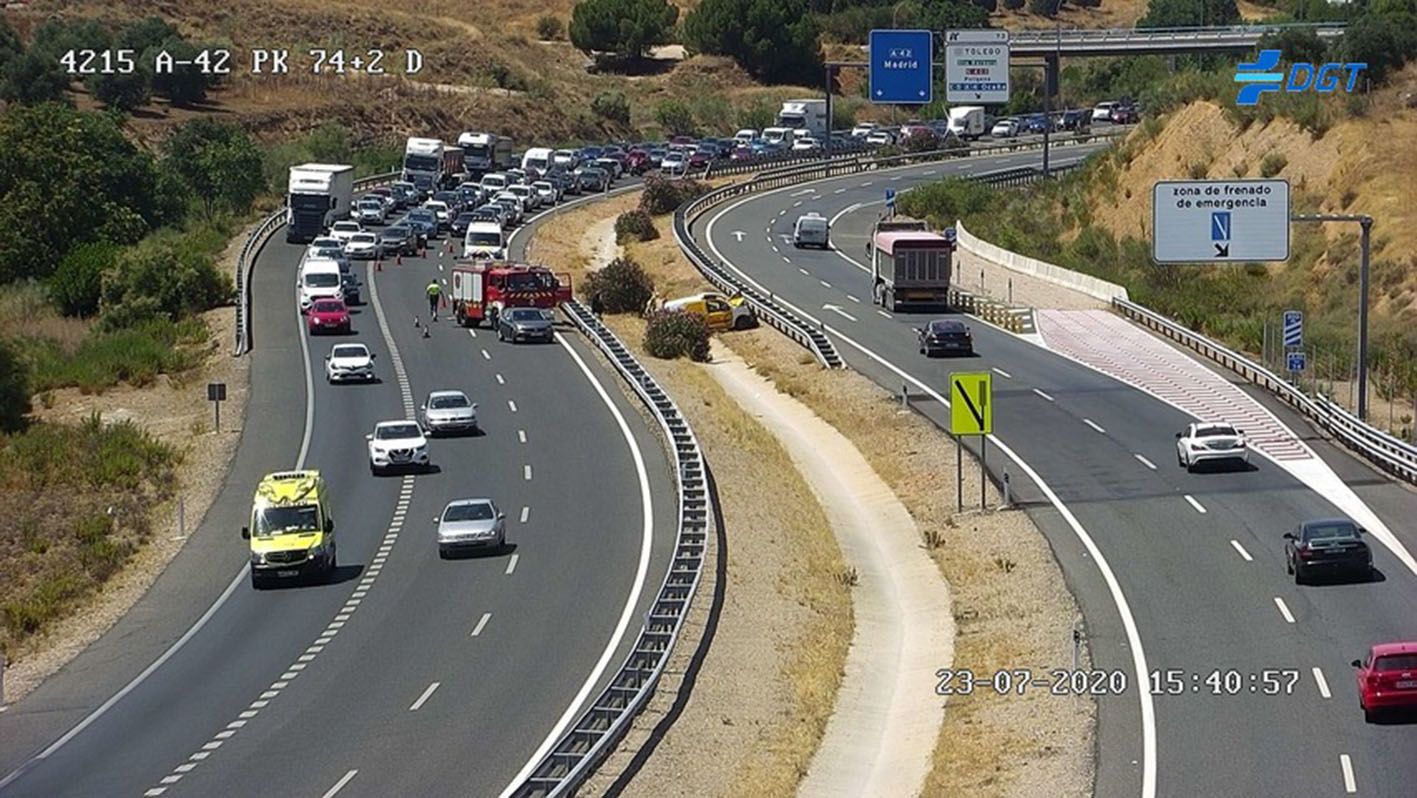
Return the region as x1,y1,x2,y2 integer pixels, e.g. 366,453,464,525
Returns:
444,502,494,522
312,239,340,248
350,233,376,244
1304,521,1359,541
305,273,340,287
509,308,545,321
1375,654,1417,670
467,232,501,246
429,394,470,409
1196,425,1237,437
360,201,381,209
253,504,319,536
333,223,359,232
375,423,421,440
409,210,433,220
332,345,367,358
930,321,965,333
383,227,409,237
312,300,343,313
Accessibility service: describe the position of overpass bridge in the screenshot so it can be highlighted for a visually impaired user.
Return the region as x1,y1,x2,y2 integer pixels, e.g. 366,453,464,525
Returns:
1006,22,1347,58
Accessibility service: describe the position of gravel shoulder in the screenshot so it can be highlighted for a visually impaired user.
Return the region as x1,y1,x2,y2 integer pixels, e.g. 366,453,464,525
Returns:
2,228,256,704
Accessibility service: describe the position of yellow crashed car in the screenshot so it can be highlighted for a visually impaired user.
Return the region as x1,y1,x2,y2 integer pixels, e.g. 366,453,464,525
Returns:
662,292,756,332
241,470,337,588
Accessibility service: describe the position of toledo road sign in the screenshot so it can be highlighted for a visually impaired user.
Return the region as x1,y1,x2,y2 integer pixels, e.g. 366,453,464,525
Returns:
950,372,992,435
869,29,933,104
945,29,1010,104
1152,179,1290,263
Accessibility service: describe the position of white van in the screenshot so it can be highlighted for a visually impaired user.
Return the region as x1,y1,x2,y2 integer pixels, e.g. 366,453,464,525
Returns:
793,212,830,249
480,172,509,194
521,147,554,175
463,221,506,260
762,126,795,147
298,258,344,312
734,129,757,145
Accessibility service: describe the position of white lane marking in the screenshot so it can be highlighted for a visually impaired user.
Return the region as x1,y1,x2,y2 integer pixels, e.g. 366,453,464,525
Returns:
1312,666,1331,699
520,506,529,523
518,429,527,444
144,789,167,796
1134,454,1157,470
771,244,779,253
991,367,1013,379
889,175,902,181
508,399,518,412
481,348,491,360
524,464,532,481
777,209,786,216
495,373,505,385
861,181,873,186
1033,388,1055,402
819,280,832,288
782,256,791,263
1274,597,1296,623
798,268,809,276
471,613,491,637
1184,495,1207,514
409,682,441,711
793,200,803,207
501,336,655,798
847,295,860,303
505,553,519,575
876,309,892,319
922,169,936,175
1083,418,1107,434
468,329,477,338
791,188,814,197
833,188,845,194
1230,540,1253,561
322,770,359,798
1340,754,1356,793
822,304,857,322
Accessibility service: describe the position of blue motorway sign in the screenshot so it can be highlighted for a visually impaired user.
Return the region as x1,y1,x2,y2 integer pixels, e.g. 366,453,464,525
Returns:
885,187,896,208
870,29,933,104
1287,351,1307,372
1282,309,1303,348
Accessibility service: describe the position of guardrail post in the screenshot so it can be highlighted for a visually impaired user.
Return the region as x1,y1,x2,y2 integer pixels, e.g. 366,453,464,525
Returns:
901,382,909,408
1002,471,1011,507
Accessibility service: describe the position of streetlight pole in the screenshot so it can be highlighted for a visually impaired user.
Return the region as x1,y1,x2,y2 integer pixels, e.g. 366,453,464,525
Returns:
1291,213,1374,419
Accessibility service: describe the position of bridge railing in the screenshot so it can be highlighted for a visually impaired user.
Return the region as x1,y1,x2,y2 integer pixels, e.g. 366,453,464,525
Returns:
233,171,400,356
1114,297,1417,484
510,299,709,797
1008,22,1346,43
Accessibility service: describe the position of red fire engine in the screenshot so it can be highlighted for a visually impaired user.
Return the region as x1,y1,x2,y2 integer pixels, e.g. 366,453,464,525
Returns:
448,262,572,328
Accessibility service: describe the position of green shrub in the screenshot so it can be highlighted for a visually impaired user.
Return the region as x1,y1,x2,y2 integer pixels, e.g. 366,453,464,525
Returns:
536,15,564,40
1028,0,1060,15
644,310,710,361
896,177,996,228
737,100,775,131
591,91,631,124
902,130,940,153
0,338,31,433
1259,152,1287,178
585,256,655,314
638,175,710,215
100,235,233,328
23,317,206,393
49,242,119,317
654,98,695,136
570,0,678,61
614,210,659,244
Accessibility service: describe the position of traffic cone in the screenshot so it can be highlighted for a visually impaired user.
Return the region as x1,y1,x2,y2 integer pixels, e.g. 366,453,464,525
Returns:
396,252,402,265
375,256,382,272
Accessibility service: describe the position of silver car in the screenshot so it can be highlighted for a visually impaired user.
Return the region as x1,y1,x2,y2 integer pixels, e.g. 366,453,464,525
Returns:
420,390,479,436
497,307,555,343
435,498,505,558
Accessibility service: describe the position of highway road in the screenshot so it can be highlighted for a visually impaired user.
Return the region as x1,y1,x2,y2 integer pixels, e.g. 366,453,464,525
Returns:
0,192,677,797
695,147,1417,798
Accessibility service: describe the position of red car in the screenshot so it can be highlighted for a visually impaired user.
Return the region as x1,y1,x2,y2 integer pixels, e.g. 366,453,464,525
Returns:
626,149,651,174
1353,641,1417,721
687,150,711,169
307,298,351,334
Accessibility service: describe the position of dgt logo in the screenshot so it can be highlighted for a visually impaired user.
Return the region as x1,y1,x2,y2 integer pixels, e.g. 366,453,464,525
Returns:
1234,49,1367,106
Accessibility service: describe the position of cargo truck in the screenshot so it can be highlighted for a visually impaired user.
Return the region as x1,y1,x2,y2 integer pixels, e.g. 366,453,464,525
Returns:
778,99,828,139
867,218,956,312
403,137,446,197
458,132,514,176
285,163,354,244
946,106,986,141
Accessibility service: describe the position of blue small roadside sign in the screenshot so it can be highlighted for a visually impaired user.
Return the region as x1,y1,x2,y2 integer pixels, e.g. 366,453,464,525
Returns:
1287,351,1306,372
1282,309,1302,348
885,187,896,209
870,29,933,105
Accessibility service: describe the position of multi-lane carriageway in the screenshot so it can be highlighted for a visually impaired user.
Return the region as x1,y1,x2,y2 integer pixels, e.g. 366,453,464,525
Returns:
0,190,678,797
697,143,1417,797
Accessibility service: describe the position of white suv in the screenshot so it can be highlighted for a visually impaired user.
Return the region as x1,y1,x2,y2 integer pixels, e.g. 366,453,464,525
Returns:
367,420,430,475
325,343,375,383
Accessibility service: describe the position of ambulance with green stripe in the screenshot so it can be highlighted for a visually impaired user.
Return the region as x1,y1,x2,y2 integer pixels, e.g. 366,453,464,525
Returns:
241,470,337,588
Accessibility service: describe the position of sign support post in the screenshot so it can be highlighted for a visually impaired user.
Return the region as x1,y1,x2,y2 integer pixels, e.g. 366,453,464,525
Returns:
1291,214,1373,419
207,382,227,433
950,372,993,512
956,436,963,512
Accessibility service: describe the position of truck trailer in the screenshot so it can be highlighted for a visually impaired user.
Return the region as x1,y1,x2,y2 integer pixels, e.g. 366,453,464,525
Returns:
947,106,986,141
285,163,354,244
402,137,446,197
458,132,514,176
868,219,956,312
778,99,828,139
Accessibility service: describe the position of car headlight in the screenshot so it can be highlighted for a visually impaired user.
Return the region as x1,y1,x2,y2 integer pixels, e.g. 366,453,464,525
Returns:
251,552,266,565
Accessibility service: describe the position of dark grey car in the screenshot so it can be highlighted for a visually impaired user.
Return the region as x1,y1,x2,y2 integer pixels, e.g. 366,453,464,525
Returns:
378,225,418,255
1284,518,1374,584
497,307,555,343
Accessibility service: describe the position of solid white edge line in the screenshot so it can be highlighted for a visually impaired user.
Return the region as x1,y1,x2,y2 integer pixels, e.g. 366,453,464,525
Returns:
1229,540,1254,562
1274,597,1296,623
1134,454,1157,470
1312,666,1331,699
497,334,654,798
1340,754,1356,793
409,681,440,711
321,769,358,798
1183,494,1207,514
0,243,334,789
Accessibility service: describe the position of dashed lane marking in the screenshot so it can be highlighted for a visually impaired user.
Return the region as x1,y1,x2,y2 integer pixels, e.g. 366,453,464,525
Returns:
1083,418,1107,434
524,464,532,480
1184,495,1207,514
481,349,491,360
495,374,505,385
1274,597,1296,624
471,613,491,637
847,295,860,303
991,367,1012,379
1340,755,1356,793
1134,454,1157,470
409,682,441,711
1312,667,1331,699
508,399,518,413
520,506,529,523
506,553,519,575
819,280,832,288
1230,540,1253,562
322,770,359,798
876,309,891,319
1033,388,1055,402
517,429,527,444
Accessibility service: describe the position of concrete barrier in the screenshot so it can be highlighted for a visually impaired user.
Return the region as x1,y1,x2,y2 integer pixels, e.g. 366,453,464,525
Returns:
954,219,1129,303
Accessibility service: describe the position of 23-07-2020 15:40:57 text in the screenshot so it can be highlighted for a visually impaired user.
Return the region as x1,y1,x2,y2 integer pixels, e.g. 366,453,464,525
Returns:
934,668,1304,697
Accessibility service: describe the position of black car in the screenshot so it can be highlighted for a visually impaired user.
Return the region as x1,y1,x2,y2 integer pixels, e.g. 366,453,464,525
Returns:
578,166,610,193
340,271,362,306
378,224,419,255
917,319,974,356
433,190,463,214
1060,109,1092,132
1285,518,1374,584
451,211,479,236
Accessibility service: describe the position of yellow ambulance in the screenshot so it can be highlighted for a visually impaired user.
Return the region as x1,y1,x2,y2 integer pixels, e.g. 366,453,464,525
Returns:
241,470,337,588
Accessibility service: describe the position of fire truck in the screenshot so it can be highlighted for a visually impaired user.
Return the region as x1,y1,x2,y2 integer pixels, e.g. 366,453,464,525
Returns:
448,261,572,328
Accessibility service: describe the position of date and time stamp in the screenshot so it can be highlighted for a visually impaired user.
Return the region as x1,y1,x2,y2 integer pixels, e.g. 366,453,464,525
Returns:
59,48,426,76
936,667,1305,697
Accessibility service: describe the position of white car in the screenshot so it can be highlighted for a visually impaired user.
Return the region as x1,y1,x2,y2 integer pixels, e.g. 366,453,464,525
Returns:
1092,101,1120,122
865,130,894,146
493,192,525,223
1175,422,1250,472
309,236,344,254
851,123,878,137
325,343,375,383
791,137,821,152
329,220,362,244
423,200,451,227
990,119,1020,138
506,183,539,211
344,231,380,260
531,180,559,205
367,420,430,475
661,152,686,174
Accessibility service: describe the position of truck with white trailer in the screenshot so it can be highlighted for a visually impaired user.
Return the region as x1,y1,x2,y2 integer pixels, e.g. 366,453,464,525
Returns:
946,106,986,141
285,163,354,244
868,218,956,312
778,99,828,139
458,132,514,176
402,137,446,197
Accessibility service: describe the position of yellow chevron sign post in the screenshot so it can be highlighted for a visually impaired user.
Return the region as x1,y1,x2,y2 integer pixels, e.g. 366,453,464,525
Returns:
950,372,992,510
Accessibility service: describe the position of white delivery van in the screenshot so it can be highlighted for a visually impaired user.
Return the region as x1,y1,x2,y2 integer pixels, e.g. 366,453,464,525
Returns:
463,222,506,260
521,147,554,175
298,258,344,312
793,212,830,249
946,106,986,140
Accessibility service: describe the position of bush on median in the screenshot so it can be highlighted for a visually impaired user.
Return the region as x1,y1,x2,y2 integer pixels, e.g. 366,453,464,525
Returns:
643,309,710,362
584,256,655,314
614,209,659,244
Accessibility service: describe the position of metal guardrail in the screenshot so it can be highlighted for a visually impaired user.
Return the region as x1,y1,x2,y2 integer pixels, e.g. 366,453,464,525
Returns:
232,171,400,356
676,134,1118,367
512,299,708,797
1115,297,1417,484
1009,22,1346,43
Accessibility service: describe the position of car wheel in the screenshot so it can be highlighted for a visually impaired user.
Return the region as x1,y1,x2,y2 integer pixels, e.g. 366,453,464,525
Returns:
1364,707,1378,724
438,545,450,560
327,542,337,573
370,463,380,476
1294,563,1306,585
1285,556,1293,575
250,571,268,590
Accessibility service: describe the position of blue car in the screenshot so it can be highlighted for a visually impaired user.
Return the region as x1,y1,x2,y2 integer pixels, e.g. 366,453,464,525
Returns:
402,209,439,240
1023,115,1052,134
